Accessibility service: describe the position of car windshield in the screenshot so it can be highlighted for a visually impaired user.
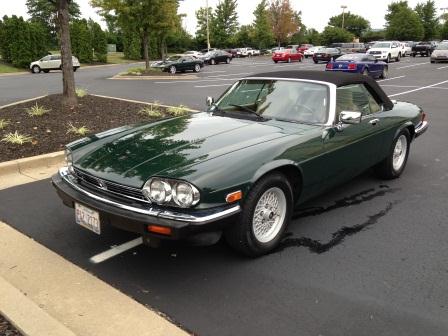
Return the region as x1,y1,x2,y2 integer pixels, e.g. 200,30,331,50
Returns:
166,55,182,61
213,79,329,124
337,54,364,61
436,43,448,50
373,42,391,48
204,52,214,57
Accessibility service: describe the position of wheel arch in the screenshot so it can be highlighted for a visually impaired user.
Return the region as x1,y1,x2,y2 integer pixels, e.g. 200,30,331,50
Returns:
394,121,414,141
251,160,303,204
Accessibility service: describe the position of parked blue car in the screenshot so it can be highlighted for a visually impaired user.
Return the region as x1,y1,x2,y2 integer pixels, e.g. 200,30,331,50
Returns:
325,53,388,79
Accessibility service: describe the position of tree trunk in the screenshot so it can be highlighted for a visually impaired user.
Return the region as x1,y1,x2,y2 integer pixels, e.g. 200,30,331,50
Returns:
58,0,77,107
143,27,149,70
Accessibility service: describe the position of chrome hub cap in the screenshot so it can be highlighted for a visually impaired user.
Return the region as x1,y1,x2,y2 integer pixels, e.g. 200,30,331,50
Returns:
393,135,407,171
253,187,287,243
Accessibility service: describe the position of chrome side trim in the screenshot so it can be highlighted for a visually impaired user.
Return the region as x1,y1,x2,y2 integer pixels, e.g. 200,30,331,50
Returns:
59,167,240,223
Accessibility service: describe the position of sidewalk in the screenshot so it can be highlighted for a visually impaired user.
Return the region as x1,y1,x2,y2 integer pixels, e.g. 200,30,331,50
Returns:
0,162,189,336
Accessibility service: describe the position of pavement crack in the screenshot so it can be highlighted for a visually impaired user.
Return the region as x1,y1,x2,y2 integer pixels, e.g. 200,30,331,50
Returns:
277,201,399,254
293,185,398,219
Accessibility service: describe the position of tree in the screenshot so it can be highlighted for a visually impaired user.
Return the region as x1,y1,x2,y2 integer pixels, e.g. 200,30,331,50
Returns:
0,16,48,68
213,0,239,48
70,19,93,63
361,29,386,42
89,19,108,62
26,0,80,45
233,25,254,47
54,0,77,107
320,26,354,45
252,0,274,49
414,0,439,40
195,6,214,48
303,28,321,45
91,0,179,69
441,20,448,39
268,0,300,46
385,1,424,40
328,12,370,37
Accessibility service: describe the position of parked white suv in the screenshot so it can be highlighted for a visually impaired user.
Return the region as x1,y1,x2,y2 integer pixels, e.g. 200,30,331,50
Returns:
367,41,402,63
400,42,412,57
237,47,259,57
30,55,80,73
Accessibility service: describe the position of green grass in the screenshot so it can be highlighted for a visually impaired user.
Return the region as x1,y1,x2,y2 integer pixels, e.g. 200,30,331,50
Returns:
107,52,141,64
0,62,23,74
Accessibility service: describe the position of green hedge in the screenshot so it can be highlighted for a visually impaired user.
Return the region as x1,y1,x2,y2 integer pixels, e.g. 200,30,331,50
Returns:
0,15,48,68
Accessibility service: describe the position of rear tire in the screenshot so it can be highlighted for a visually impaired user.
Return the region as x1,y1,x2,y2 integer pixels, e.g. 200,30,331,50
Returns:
224,173,293,257
362,68,369,76
380,66,388,79
43,69,50,73
287,57,291,63
374,129,410,179
193,64,201,72
210,59,216,65
313,60,318,64
274,60,278,63
73,67,78,72
226,57,230,64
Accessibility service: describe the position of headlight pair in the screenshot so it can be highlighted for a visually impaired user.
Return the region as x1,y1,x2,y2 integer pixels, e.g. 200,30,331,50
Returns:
142,178,200,208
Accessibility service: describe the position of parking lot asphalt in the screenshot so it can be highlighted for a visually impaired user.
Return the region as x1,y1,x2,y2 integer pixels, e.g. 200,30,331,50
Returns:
1,55,448,335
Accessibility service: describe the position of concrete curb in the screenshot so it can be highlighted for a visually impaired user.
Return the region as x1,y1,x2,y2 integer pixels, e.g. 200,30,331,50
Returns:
110,74,198,80
0,277,76,336
0,95,47,110
0,72,29,77
0,151,64,177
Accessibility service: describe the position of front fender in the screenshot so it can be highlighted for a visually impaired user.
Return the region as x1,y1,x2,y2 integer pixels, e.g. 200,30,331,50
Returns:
251,159,302,184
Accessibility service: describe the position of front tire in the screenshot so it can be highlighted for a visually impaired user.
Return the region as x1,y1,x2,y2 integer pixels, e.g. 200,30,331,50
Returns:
374,129,410,179
193,64,201,72
226,57,230,64
32,65,41,74
386,54,391,63
287,57,291,63
210,58,216,65
169,65,177,74
224,173,293,257
396,53,401,62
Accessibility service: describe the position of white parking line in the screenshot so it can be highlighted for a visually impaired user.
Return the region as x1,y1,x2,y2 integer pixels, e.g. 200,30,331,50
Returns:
202,70,226,74
437,65,448,69
206,72,252,78
389,79,448,97
396,63,428,70
195,83,233,88
378,75,406,82
155,77,242,84
89,237,142,264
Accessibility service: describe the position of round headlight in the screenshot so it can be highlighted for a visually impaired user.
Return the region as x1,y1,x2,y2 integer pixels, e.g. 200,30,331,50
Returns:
143,178,172,204
173,182,200,208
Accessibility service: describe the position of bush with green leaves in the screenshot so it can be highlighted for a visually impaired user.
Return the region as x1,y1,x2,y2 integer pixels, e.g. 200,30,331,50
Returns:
138,104,163,118
75,87,88,97
1,131,33,145
67,122,89,136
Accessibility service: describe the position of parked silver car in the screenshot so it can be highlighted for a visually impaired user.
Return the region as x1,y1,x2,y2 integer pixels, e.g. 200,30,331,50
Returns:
30,55,80,74
430,43,448,63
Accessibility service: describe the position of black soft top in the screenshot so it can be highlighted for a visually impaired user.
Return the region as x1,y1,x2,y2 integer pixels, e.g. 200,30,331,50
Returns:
248,70,393,110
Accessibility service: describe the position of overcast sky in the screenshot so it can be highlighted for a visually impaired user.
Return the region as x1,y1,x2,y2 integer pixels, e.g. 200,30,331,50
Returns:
1,0,447,33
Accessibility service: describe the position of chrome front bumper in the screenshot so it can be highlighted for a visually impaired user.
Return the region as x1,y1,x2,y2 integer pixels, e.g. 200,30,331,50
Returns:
415,120,428,138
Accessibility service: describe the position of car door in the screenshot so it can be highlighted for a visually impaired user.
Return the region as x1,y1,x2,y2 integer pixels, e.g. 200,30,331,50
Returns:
322,84,386,182
39,55,51,69
290,48,298,61
50,55,61,69
183,56,195,71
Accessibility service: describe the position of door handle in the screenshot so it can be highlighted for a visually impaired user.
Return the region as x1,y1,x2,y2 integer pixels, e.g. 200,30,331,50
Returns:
369,118,380,125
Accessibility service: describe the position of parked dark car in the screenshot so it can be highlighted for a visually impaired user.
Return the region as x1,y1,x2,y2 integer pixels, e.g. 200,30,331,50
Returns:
200,50,233,65
325,53,388,79
330,43,367,53
52,71,428,257
150,55,204,74
313,48,343,63
411,42,436,57
224,49,238,58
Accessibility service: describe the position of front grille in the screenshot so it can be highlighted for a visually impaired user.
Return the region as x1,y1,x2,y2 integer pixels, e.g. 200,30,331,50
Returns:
73,168,148,203
369,51,381,55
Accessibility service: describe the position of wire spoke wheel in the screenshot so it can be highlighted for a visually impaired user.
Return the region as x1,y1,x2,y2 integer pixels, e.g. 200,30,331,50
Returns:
252,187,287,243
393,134,408,171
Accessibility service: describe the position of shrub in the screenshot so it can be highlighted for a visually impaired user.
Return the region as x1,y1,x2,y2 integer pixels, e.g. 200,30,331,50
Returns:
67,122,89,136
75,87,88,97
26,103,50,117
138,104,163,118
1,131,33,145
167,105,189,117
0,119,10,130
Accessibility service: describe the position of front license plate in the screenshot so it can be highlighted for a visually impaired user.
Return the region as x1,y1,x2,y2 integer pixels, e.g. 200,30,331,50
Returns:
75,202,101,234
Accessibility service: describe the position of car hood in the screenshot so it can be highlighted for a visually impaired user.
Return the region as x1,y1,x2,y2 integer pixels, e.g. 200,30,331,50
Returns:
73,113,315,188
151,60,174,67
368,48,389,52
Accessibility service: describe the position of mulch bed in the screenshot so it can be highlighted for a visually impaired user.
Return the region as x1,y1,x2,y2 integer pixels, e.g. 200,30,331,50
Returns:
0,94,177,162
0,314,22,336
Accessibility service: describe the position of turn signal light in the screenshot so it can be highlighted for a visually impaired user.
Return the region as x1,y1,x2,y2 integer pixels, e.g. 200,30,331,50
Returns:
226,190,242,203
147,225,172,236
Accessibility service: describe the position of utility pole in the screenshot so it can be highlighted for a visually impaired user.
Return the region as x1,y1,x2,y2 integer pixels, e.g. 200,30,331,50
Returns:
206,0,211,51
341,5,347,29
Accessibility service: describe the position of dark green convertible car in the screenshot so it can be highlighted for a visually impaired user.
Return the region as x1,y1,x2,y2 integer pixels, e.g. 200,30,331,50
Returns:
52,71,428,256
150,55,204,74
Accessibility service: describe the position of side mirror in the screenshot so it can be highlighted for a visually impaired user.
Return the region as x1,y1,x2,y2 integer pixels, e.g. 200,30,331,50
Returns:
206,96,214,107
339,111,362,124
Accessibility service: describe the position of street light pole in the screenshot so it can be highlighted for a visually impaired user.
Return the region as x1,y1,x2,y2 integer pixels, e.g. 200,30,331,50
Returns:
206,0,211,51
341,5,347,29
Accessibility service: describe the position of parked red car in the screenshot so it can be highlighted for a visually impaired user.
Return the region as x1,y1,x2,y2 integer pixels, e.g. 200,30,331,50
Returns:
298,44,313,53
272,49,303,63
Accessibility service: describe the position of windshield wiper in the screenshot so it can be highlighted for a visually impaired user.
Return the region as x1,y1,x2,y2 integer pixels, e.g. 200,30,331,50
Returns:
228,104,265,119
